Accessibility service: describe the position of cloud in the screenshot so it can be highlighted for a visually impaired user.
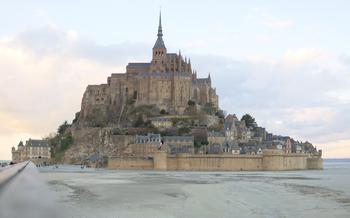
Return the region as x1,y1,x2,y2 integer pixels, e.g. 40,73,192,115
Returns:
262,19,295,28
190,48,350,156
1,26,349,159
0,26,150,159
249,10,295,29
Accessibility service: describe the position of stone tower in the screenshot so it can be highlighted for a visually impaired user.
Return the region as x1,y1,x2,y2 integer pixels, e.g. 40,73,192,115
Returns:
151,12,167,72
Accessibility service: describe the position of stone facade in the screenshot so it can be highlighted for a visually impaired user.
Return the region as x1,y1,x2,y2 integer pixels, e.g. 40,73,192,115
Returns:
163,136,194,154
150,117,173,129
11,139,51,165
79,13,219,124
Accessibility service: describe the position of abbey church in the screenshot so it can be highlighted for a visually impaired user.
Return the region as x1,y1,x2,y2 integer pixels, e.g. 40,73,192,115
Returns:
80,13,218,122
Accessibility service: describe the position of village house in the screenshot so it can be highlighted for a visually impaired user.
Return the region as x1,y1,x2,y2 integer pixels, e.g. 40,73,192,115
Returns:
163,136,194,154
207,131,226,146
150,117,173,129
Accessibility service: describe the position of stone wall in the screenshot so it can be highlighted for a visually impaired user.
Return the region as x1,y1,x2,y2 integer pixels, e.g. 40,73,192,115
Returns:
165,153,262,171
151,149,323,171
307,154,323,169
107,157,153,169
107,149,323,171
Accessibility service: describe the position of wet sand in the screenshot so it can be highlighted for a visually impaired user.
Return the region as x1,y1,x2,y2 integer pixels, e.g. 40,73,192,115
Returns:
38,160,350,218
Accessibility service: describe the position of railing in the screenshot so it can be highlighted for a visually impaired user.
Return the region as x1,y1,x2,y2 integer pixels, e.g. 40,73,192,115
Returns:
0,161,29,192
0,161,62,218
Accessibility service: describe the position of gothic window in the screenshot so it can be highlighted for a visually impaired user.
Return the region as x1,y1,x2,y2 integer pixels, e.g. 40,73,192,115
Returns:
133,90,137,99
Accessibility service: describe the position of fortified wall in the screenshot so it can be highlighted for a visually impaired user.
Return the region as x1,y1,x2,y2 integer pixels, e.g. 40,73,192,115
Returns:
107,149,323,171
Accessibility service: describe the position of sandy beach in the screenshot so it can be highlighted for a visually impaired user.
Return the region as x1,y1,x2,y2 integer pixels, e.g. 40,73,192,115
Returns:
27,159,349,218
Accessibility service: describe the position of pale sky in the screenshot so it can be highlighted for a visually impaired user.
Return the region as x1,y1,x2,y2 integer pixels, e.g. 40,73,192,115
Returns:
1,0,350,160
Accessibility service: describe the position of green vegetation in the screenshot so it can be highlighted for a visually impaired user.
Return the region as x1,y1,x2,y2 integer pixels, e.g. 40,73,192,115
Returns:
112,128,128,135
159,109,169,115
58,120,71,134
133,114,152,128
178,127,191,136
48,121,75,162
194,138,209,148
187,100,196,106
241,114,257,129
215,110,225,119
60,133,74,151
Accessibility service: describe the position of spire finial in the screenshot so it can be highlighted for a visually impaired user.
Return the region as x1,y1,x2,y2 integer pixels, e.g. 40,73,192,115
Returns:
158,10,163,37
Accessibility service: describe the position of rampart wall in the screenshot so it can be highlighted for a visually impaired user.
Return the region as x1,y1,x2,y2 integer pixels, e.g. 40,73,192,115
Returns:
107,157,153,169
107,149,323,171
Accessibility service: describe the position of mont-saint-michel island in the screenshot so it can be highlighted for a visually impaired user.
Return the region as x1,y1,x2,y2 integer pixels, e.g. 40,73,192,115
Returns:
3,2,350,218
10,13,323,171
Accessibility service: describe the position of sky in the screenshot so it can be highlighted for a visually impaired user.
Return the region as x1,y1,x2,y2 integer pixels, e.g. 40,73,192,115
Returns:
1,0,350,159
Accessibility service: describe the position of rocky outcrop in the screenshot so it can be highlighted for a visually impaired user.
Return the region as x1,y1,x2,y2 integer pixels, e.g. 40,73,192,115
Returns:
63,127,134,164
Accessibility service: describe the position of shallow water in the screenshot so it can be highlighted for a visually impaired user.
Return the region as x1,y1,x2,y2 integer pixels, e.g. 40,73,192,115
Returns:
33,159,350,218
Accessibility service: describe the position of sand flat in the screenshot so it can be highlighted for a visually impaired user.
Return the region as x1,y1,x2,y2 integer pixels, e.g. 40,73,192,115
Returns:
2,160,350,218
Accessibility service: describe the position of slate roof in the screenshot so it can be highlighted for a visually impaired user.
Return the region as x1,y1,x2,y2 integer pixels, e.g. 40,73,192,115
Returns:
154,37,166,49
25,139,49,147
163,136,194,142
136,72,191,78
193,78,211,85
208,131,225,137
127,63,150,67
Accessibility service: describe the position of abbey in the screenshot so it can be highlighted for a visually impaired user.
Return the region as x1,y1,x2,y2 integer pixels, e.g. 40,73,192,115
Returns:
80,13,219,119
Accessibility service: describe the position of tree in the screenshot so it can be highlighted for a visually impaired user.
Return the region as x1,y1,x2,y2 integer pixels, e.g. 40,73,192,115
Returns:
187,100,196,106
178,127,191,136
240,114,257,129
215,110,225,119
160,109,168,115
58,121,71,135
134,114,145,127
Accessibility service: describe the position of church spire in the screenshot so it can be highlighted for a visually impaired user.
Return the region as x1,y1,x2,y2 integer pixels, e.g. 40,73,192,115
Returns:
157,11,163,38
153,11,166,49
